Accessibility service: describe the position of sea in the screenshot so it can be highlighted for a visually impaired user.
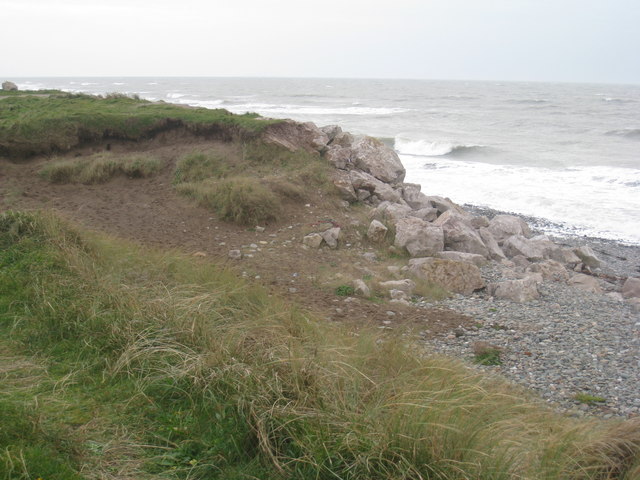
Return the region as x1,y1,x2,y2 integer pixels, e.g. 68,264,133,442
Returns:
13,77,640,245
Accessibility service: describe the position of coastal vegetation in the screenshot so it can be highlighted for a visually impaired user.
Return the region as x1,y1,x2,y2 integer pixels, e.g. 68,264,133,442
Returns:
1,92,639,479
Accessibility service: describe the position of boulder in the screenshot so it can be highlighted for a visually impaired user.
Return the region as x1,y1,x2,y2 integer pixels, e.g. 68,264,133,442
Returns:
526,260,570,282
320,125,342,143
621,277,640,299
379,279,416,295
470,216,490,229
394,217,444,257
437,251,488,267
568,274,602,293
349,170,405,204
573,246,602,269
303,233,324,248
367,220,388,243
2,81,18,91
402,183,432,209
409,258,484,295
434,210,489,257
549,247,581,266
628,298,640,313
350,136,406,184
488,214,532,243
409,207,438,222
325,145,352,170
488,276,540,302
263,120,328,153
425,196,468,216
320,227,340,249
502,235,548,261
228,249,242,260
372,201,412,223
331,171,357,202
478,228,507,261
353,279,371,297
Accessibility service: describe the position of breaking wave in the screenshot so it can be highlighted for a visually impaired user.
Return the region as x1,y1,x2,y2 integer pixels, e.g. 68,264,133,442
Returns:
394,137,491,157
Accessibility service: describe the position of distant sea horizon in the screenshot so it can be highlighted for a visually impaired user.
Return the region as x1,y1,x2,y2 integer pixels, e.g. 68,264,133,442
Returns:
12,77,640,244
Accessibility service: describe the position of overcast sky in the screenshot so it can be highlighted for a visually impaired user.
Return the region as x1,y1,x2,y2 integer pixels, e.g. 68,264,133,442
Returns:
2,0,639,84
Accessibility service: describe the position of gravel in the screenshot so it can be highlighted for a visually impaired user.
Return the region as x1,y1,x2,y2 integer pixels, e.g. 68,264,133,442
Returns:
418,209,640,418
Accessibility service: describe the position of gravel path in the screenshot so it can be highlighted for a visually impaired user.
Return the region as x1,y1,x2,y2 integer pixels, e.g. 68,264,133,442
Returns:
418,233,640,418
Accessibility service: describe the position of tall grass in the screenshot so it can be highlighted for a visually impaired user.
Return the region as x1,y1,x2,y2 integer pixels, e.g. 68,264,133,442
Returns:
39,152,163,184
0,211,638,479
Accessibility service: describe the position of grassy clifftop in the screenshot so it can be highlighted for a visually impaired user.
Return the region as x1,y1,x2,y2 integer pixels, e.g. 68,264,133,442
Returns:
1,211,638,479
0,91,279,158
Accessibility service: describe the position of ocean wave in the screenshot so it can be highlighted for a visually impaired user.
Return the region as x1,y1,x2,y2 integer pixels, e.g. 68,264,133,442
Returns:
394,137,490,158
223,103,409,117
400,156,640,244
605,128,640,139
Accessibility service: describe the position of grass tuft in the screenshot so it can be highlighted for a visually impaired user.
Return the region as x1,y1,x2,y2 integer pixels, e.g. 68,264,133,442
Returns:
39,152,163,184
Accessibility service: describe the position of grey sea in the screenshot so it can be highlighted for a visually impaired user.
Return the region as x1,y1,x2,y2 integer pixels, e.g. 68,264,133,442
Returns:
16,77,640,244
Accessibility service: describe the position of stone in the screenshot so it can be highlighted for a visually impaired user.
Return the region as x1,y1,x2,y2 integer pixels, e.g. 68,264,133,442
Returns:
488,214,532,243
437,251,488,267
2,81,18,91
349,135,406,184
628,298,640,313
394,217,444,257
502,235,547,261
488,276,541,302
409,207,438,222
367,219,388,243
320,124,342,142
549,247,582,266
263,120,328,153
255,226,266,233
349,170,405,204
568,274,603,294
331,171,357,202
621,277,640,299
356,189,371,201
606,292,624,302
433,210,489,257
320,227,341,249
389,289,409,301
228,249,242,260
324,144,352,170
526,260,570,282
353,279,371,297
302,233,324,248
478,228,507,261
379,279,416,295
425,196,467,216
372,201,412,223
409,258,484,295
402,183,432,209
573,246,602,269
362,252,377,262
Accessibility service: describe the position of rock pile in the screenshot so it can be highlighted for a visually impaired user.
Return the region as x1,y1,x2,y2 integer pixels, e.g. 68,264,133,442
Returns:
262,120,640,308
2,81,18,91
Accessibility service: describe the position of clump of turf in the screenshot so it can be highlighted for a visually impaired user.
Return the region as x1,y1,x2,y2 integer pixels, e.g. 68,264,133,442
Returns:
39,152,163,184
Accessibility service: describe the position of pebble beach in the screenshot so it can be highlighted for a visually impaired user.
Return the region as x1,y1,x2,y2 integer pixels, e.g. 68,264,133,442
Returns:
421,208,640,418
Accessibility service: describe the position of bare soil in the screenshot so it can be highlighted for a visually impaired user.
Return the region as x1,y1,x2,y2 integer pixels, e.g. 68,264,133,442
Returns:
0,136,471,336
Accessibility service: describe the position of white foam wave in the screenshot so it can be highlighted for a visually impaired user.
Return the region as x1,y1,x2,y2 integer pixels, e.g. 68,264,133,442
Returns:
401,155,640,244
167,92,187,99
223,103,409,117
395,137,486,157
175,98,224,109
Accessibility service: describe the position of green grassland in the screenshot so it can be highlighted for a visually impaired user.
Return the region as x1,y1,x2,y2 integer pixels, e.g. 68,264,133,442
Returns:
0,91,278,158
1,211,638,479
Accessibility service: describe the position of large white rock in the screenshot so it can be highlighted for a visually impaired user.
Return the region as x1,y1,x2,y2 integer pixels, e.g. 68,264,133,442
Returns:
425,196,468,216
320,227,341,249
402,183,432,209
349,170,405,204
526,260,570,282
549,247,581,266
379,279,416,295
367,220,388,243
433,210,489,258
263,120,329,153
488,214,532,243
2,81,18,91
349,136,406,184
394,217,444,257
352,279,371,297
303,233,324,248
372,201,412,223
502,235,551,261
621,277,640,299
331,171,357,202
488,276,541,302
478,228,507,261
573,246,602,268
437,251,488,267
409,258,484,295
568,274,602,293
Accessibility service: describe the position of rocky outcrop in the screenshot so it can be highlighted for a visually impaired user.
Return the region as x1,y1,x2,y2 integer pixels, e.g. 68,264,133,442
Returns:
409,258,484,295
263,120,329,153
2,81,18,91
394,217,444,257
488,276,541,302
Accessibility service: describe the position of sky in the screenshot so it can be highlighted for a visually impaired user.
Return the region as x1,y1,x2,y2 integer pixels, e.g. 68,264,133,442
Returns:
2,0,639,84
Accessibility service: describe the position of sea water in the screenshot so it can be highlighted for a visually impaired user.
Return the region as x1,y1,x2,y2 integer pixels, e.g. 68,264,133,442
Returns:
14,77,640,244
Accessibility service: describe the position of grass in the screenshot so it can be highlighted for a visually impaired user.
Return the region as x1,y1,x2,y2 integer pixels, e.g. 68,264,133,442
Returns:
575,393,607,406
172,142,334,225
0,92,279,158
39,152,164,184
0,210,639,479
473,342,503,366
